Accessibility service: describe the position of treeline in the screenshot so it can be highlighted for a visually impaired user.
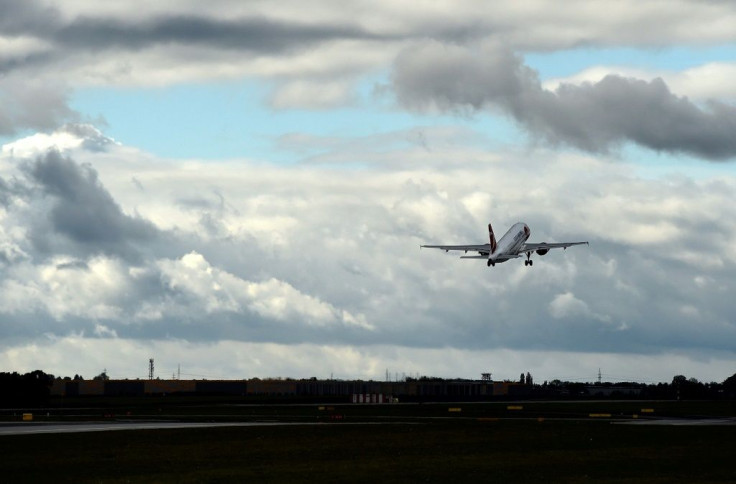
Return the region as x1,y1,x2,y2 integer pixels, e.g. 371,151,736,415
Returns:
0,371,54,407
527,374,736,400
409,373,736,400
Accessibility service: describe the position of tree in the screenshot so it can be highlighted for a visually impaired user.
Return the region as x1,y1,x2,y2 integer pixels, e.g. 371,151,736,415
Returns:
723,373,736,398
519,373,525,384
526,372,533,386
93,371,110,381
0,370,54,406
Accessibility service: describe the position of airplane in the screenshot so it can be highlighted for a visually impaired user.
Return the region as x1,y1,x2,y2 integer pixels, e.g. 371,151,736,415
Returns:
421,221,588,267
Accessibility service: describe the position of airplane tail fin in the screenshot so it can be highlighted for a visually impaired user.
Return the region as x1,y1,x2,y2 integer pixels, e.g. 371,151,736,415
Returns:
488,221,497,254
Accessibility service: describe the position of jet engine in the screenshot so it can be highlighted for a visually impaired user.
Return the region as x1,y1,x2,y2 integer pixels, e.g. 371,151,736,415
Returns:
536,244,549,256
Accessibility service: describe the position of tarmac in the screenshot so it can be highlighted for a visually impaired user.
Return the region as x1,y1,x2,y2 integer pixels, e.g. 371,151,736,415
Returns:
2,415,735,436
0,421,322,436
616,417,736,426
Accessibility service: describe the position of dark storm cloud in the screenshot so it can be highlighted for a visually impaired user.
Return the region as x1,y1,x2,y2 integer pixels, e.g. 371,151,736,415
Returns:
0,0,380,58
392,43,736,160
0,0,58,35
23,151,159,261
53,15,380,53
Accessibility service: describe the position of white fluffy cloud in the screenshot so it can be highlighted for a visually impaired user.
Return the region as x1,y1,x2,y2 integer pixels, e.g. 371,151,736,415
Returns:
156,251,372,329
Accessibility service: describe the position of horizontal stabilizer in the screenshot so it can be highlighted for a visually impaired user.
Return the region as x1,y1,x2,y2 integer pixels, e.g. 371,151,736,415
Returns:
493,254,522,261
459,254,521,260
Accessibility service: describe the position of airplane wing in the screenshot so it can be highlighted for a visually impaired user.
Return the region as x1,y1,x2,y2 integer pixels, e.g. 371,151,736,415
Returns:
521,241,588,252
421,244,492,255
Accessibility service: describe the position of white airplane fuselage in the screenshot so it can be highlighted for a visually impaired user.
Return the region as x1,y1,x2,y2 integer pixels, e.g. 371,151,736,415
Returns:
490,222,530,264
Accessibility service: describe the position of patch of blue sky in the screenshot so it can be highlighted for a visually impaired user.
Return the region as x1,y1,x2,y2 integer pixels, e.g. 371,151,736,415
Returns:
70,75,526,163
525,44,736,80
71,80,272,161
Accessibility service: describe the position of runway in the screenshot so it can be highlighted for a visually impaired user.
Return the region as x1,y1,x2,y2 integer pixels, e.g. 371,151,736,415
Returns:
0,421,321,436
617,417,736,426
3,415,735,436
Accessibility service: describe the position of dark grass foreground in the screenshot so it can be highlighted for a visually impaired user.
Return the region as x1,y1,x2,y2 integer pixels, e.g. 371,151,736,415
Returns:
1,421,735,483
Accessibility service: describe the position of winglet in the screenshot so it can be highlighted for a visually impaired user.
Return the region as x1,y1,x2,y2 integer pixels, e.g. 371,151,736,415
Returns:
488,222,497,254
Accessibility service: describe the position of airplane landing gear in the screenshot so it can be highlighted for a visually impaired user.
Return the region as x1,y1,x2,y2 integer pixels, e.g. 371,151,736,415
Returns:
525,253,533,267
487,259,494,267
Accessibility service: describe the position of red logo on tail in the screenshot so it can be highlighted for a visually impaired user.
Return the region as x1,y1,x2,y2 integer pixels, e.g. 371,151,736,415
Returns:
488,222,497,253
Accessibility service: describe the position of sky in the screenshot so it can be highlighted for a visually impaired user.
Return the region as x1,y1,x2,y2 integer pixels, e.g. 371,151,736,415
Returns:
1,0,735,383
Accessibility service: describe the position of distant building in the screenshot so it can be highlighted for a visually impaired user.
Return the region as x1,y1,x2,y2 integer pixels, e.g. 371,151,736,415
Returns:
50,378,499,400
585,385,642,397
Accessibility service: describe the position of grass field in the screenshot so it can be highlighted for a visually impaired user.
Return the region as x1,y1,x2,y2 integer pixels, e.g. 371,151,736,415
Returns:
1,420,735,483
1,400,735,483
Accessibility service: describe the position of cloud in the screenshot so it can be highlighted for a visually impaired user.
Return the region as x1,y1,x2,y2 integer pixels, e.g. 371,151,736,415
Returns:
391,42,736,160
1,126,735,378
156,251,373,330
549,292,591,319
549,292,612,325
2,1,736,101
0,77,77,135
0,1,378,54
51,14,380,56
20,150,159,262
14,1,736,50
1,337,734,383
0,1,388,87
269,79,356,109
543,62,736,101
1,1,735,118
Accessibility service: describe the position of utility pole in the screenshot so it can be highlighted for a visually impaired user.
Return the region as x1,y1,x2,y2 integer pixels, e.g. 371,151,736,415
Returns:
149,358,154,380
597,368,602,384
